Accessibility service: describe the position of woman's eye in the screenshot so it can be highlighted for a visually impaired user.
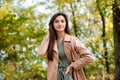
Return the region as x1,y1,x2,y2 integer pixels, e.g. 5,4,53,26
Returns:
54,20,59,23
61,20,65,23
54,20,65,23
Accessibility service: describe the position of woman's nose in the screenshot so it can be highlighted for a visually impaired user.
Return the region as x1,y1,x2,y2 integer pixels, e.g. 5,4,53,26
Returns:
58,21,62,25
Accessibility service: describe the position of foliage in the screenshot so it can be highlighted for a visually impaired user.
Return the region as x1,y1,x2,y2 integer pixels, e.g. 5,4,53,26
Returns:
0,0,48,79
0,0,115,79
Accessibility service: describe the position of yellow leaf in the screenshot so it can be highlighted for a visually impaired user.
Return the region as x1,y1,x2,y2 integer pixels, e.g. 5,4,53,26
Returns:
6,63,16,71
0,6,9,19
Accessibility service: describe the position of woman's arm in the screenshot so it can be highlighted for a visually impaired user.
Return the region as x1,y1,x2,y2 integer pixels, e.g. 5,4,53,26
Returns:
37,32,49,56
71,37,94,70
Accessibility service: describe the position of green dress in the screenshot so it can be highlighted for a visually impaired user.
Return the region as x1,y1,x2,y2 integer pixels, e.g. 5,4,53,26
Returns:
57,39,73,80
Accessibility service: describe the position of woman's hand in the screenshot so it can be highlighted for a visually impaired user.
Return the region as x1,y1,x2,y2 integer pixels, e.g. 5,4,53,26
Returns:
65,63,73,75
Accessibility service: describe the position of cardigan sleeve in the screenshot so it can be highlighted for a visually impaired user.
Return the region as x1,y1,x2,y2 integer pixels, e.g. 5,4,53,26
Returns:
71,37,94,70
37,33,49,56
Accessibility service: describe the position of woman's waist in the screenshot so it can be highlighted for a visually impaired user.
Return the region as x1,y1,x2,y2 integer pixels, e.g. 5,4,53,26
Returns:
58,65,68,71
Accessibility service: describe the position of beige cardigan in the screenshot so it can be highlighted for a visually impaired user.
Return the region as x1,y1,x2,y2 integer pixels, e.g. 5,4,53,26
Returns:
38,33,94,80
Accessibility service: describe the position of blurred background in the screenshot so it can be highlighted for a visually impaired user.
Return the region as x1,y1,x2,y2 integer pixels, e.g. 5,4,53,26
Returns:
0,0,119,80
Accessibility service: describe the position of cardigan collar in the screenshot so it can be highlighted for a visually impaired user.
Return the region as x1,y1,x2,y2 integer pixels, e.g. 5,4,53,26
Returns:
64,33,71,42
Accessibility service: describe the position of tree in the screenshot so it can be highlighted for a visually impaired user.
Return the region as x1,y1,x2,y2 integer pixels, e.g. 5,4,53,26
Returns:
0,0,48,79
113,0,120,79
96,0,110,74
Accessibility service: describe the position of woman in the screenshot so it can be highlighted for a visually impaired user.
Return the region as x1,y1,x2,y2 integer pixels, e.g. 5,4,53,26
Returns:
38,12,94,80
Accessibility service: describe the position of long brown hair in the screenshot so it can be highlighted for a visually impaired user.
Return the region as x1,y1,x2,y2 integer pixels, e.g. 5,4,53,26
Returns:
47,12,70,61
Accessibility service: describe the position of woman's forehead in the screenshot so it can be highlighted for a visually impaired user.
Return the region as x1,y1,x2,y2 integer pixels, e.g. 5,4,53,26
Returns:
54,15,65,20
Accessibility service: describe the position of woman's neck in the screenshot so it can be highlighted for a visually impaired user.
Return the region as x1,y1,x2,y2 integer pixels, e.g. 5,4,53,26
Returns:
57,31,65,40
57,31,65,45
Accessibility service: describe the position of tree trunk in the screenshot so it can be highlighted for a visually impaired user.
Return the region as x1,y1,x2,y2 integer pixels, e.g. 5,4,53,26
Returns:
96,0,110,74
70,3,78,37
113,2,120,80
72,11,78,37
101,13,110,74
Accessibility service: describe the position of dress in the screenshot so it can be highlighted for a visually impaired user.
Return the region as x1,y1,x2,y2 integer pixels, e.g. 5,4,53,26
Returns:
57,39,73,80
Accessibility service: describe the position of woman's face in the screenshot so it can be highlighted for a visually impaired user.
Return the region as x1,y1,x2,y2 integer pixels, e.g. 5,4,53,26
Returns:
53,15,66,32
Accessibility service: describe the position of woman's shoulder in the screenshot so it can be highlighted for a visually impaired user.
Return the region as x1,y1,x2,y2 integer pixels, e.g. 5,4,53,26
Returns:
69,35,79,41
65,33,80,42
65,33,76,38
